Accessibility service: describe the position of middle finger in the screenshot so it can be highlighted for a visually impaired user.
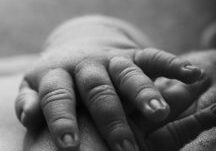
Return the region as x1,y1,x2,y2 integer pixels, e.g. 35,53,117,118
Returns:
74,61,139,151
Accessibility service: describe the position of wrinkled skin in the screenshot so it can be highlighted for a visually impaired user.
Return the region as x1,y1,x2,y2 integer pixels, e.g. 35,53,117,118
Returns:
23,50,216,151
159,50,216,151
158,50,216,115
15,16,203,151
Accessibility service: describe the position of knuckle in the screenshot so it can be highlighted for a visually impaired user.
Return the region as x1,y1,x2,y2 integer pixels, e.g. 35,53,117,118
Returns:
39,68,73,91
87,84,117,107
74,59,103,77
149,48,163,61
150,49,176,69
167,56,179,66
163,56,178,72
167,55,177,65
43,68,70,81
74,61,108,88
86,85,125,127
109,56,131,72
40,88,73,109
134,48,158,62
134,48,161,72
109,56,126,66
85,75,108,91
118,66,142,87
73,59,89,76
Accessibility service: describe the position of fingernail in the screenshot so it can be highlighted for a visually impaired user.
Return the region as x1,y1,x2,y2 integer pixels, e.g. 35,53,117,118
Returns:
183,65,205,82
116,139,139,151
146,99,169,121
61,133,78,148
184,65,200,71
149,99,166,110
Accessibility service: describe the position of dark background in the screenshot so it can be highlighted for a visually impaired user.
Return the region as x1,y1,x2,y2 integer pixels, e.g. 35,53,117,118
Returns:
1,0,216,57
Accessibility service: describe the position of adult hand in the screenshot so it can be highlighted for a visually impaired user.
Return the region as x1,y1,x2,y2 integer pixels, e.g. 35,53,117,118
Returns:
24,89,216,151
148,50,216,151
180,51,216,151
156,50,216,116
124,50,216,150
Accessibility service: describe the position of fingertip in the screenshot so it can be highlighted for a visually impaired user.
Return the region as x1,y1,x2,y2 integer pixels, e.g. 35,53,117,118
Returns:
16,89,44,129
48,117,80,150
181,64,204,83
58,132,80,151
54,124,80,151
143,99,170,122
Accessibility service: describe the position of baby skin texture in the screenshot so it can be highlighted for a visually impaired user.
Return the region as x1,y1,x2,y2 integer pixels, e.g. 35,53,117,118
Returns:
15,15,204,151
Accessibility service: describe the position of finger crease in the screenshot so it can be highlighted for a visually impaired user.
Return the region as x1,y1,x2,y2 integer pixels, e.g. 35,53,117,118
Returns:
119,66,142,87
41,88,73,108
87,85,116,106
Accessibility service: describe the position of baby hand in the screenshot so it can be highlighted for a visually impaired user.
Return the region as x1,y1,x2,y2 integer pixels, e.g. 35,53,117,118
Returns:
15,16,203,151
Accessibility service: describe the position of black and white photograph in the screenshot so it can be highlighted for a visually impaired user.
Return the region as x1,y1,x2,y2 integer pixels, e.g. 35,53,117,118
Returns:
0,0,216,151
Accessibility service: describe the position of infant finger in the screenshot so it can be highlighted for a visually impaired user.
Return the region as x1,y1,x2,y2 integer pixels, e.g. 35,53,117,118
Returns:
134,48,203,83
147,103,216,151
15,80,43,129
39,68,79,150
109,56,170,122
74,62,139,151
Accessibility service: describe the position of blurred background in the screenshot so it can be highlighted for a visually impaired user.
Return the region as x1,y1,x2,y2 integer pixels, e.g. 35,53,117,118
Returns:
0,0,216,57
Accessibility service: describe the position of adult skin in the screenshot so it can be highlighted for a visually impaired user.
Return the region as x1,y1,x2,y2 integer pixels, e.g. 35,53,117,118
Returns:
159,50,216,151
